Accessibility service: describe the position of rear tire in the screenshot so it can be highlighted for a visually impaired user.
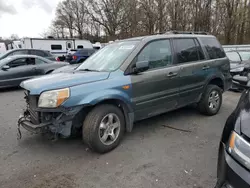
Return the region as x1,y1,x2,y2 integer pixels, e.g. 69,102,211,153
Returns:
82,104,125,153
198,84,222,116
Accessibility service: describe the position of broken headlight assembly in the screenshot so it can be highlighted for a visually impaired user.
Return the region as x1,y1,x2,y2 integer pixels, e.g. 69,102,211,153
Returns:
38,88,70,108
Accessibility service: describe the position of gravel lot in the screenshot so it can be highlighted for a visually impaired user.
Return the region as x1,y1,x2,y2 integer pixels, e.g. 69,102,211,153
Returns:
0,89,240,188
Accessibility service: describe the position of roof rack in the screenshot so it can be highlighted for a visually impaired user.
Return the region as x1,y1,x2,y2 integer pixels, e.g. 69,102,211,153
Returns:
164,30,209,35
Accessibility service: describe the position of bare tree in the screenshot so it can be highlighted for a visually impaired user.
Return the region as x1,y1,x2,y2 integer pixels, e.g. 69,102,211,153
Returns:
86,0,127,40
48,0,250,44
71,0,87,39
56,0,75,38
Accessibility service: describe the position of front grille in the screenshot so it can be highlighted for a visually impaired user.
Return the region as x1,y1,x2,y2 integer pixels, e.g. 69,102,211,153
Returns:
25,91,40,124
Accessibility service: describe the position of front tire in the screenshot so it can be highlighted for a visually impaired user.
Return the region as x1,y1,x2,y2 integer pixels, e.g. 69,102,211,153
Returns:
82,104,125,153
198,84,222,116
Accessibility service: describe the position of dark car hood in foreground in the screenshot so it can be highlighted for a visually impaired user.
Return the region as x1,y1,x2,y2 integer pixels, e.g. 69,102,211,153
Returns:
21,71,110,95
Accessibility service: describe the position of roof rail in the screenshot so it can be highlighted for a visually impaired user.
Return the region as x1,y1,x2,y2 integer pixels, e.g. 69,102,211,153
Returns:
165,30,209,35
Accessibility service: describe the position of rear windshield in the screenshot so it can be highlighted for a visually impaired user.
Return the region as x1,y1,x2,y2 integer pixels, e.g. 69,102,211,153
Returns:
200,37,226,59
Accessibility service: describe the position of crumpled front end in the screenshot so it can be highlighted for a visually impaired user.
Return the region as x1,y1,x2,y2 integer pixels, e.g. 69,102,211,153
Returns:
17,90,82,139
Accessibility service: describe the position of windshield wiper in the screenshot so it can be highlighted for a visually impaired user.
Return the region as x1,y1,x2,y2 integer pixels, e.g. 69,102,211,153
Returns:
78,68,100,72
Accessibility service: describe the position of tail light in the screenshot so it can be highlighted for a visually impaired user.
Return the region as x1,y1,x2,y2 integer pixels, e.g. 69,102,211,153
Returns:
56,57,60,61
73,55,77,60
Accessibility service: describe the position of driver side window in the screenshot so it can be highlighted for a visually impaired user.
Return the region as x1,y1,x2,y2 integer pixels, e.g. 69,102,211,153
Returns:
7,58,27,68
137,39,172,70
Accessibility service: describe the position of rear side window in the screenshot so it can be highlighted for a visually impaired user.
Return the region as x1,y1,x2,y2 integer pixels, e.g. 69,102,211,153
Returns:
200,37,225,59
51,45,62,50
35,58,46,64
173,38,203,63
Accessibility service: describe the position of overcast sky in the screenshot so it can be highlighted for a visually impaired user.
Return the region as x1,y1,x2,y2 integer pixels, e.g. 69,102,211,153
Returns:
0,0,61,38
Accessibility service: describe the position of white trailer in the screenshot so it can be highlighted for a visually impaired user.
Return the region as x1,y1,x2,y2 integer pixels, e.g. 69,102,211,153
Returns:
16,38,93,57
0,42,7,54
223,44,250,52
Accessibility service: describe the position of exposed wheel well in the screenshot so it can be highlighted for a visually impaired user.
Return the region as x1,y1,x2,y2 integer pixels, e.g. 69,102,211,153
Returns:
74,99,131,132
208,78,224,91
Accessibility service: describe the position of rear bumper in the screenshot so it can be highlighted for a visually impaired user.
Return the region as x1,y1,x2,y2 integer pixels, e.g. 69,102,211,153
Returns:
216,143,250,188
224,76,232,91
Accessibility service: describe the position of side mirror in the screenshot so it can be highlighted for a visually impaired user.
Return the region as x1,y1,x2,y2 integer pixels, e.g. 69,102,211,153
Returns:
133,61,149,73
2,65,10,71
233,75,250,89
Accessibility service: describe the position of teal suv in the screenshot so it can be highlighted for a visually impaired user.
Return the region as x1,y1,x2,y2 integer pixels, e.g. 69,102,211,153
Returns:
18,32,232,153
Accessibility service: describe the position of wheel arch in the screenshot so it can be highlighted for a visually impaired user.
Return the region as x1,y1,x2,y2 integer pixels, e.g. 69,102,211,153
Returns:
91,98,134,133
206,76,224,91
75,98,134,133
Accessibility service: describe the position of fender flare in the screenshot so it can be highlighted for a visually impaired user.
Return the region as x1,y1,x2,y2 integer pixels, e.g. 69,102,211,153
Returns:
204,74,225,91
76,90,135,132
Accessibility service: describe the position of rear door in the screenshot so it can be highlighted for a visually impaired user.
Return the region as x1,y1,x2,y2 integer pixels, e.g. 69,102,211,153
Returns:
34,57,50,75
131,39,180,120
172,38,208,107
199,37,229,89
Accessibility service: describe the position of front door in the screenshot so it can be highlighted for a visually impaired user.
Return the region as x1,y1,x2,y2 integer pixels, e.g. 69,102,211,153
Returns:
0,58,37,87
130,39,180,121
172,38,209,107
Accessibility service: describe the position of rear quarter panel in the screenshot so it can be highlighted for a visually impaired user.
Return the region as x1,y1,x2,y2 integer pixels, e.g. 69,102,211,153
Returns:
206,57,231,91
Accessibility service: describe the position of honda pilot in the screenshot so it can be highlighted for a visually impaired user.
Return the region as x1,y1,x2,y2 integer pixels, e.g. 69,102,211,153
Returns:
18,32,232,153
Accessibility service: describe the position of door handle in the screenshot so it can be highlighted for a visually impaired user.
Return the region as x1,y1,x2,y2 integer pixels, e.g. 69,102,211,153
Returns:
167,72,178,77
202,65,210,70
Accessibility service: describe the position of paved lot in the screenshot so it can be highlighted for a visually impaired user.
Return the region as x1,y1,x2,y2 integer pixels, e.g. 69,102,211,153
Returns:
0,89,240,188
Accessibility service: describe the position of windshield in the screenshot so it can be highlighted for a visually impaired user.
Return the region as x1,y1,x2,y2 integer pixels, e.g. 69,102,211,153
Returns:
239,51,250,61
77,41,139,72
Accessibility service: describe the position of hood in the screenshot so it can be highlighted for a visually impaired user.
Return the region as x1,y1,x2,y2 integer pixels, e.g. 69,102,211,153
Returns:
52,64,78,73
230,62,243,69
21,71,110,95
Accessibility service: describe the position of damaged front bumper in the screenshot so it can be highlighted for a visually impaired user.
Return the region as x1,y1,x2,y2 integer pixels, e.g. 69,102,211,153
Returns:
17,106,83,140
